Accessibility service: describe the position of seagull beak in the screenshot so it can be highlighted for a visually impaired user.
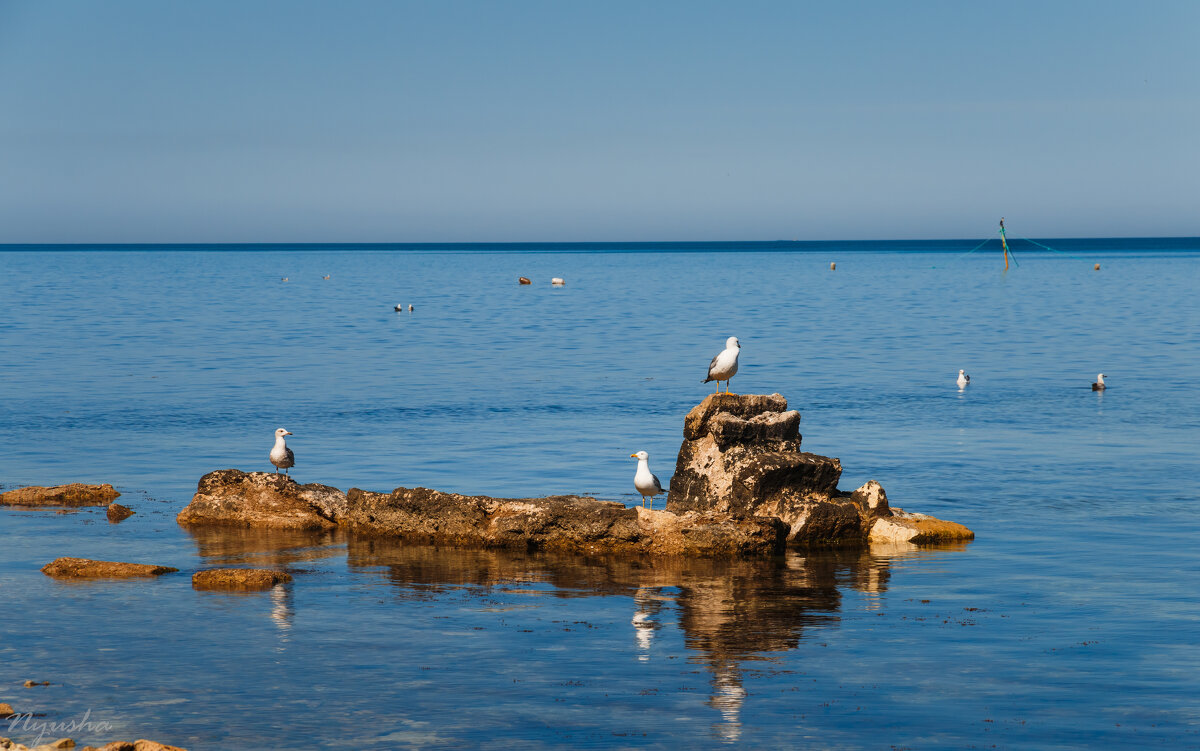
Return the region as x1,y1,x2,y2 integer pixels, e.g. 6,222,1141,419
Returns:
285,431,293,436
630,453,638,458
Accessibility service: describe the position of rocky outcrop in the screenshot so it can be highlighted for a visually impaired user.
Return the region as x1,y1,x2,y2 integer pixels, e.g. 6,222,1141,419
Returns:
192,568,292,591
0,484,119,507
177,470,348,530
106,504,134,523
177,472,786,556
40,558,179,579
174,393,970,555
668,393,972,546
342,487,786,556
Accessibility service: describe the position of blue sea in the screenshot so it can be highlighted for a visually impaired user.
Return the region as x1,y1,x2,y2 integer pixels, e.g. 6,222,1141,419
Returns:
1,240,1198,749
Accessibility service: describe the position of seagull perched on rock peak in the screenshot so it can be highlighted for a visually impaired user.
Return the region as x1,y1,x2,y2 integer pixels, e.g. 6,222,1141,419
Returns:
270,428,295,475
630,451,665,509
704,337,741,394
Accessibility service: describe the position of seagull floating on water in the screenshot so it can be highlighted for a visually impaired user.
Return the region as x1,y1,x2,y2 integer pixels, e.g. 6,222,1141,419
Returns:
1092,373,1107,391
269,428,295,475
957,369,970,389
704,337,740,394
630,451,665,509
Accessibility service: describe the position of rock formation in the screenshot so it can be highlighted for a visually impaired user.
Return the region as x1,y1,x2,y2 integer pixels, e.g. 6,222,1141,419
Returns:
668,393,973,546
40,558,179,579
175,393,971,555
0,484,119,507
176,470,348,530
342,487,786,556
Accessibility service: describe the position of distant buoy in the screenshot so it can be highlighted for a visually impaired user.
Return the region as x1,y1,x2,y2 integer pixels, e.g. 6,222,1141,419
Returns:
1094,263,1101,271
551,278,565,286
519,277,532,285
830,262,836,270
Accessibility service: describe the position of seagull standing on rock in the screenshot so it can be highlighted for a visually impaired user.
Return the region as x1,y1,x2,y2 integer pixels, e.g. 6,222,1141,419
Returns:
957,369,971,389
270,428,295,475
704,337,741,394
630,451,665,509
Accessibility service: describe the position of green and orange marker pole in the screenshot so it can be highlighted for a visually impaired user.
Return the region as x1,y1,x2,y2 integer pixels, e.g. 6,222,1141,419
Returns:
999,217,1010,271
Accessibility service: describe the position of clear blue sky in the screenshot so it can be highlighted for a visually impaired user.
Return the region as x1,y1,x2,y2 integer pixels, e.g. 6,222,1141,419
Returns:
0,0,1196,242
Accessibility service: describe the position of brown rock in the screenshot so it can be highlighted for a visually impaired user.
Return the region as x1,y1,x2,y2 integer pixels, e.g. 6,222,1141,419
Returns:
341,486,786,556
41,558,179,579
106,504,134,523
0,484,119,507
176,470,348,530
868,512,975,545
192,568,292,591
22,680,50,687
518,276,531,284
43,740,74,750
93,744,136,751
667,393,970,547
132,741,187,751
0,703,14,717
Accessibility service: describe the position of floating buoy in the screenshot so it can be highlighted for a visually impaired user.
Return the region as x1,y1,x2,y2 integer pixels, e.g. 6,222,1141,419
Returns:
551,278,565,286
830,262,836,270
518,277,531,285
1094,263,1101,271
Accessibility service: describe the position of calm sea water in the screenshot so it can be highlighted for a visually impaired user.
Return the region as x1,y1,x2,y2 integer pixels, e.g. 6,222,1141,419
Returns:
1,241,1198,749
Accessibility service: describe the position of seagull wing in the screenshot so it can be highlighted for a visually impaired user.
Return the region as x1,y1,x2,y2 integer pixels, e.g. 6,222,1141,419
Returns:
704,353,721,382
285,447,295,466
651,473,664,493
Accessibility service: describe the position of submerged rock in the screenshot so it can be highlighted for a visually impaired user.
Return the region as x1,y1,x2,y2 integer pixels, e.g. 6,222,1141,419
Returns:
868,511,975,545
22,681,50,688
177,470,348,530
77,742,187,751
41,558,179,579
106,503,134,523
0,484,119,507
192,568,292,591
668,393,972,546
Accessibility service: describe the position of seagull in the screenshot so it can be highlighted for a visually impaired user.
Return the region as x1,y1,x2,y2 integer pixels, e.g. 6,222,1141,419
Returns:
704,337,740,394
957,369,970,389
1092,373,1107,391
270,428,295,475
630,450,665,509
408,304,414,312
394,303,405,312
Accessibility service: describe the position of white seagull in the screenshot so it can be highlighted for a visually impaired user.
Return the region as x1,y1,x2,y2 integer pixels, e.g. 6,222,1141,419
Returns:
704,337,741,394
957,369,971,389
1092,373,1107,391
630,450,665,509
270,428,295,475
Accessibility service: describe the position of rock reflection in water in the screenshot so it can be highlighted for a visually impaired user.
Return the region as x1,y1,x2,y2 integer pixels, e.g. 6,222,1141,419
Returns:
182,526,964,739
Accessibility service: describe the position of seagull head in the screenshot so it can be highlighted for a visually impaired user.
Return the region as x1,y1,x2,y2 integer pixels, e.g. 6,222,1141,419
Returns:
630,451,649,461
726,336,740,350
1098,373,1106,380
275,428,292,438
959,369,965,375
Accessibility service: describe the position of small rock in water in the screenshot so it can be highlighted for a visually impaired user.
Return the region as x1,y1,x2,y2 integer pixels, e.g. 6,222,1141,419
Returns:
106,503,134,523
22,680,51,687
192,568,292,591
45,739,75,750
518,276,531,284
41,558,179,579
830,262,836,270
0,702,15,717
0,483,119,507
